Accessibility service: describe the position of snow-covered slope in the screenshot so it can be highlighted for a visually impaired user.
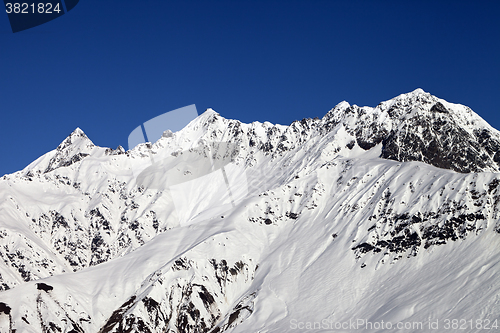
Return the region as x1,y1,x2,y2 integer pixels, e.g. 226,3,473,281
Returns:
1,89,499,332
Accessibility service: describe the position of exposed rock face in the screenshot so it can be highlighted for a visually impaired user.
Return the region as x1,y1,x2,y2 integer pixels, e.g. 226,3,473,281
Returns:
0,89,499,332
322,89,500,173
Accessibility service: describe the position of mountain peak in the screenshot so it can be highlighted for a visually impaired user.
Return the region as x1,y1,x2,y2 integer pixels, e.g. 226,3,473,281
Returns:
40,128,97,173
57,128,92,151
406,87,427,96
319,90,500,173
203,108,218,115
388,88,429,102
200,108,221,122
178,108,225,134
71,127,86,137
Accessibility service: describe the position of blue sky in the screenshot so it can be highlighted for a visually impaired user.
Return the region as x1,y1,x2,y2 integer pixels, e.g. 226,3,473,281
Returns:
1,0,499,176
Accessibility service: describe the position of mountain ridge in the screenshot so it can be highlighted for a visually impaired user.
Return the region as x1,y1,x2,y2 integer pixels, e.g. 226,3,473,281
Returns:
27,88,500,178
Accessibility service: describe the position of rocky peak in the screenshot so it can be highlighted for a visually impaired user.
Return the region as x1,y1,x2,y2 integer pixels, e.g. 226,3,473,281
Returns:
320,89,500,173
56,128,93,151
44,128,97,173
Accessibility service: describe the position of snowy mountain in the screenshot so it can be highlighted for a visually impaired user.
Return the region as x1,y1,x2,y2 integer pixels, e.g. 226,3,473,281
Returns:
1,89,499,332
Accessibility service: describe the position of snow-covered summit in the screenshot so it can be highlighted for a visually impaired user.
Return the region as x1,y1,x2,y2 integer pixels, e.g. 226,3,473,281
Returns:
34,127,98,174
321,89,500,173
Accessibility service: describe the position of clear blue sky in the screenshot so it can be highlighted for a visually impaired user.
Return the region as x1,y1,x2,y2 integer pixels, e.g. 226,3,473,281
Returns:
1,1,499,176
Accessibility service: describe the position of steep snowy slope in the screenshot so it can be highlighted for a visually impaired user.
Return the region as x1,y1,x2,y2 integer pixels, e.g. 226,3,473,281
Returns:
0,89,499,332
